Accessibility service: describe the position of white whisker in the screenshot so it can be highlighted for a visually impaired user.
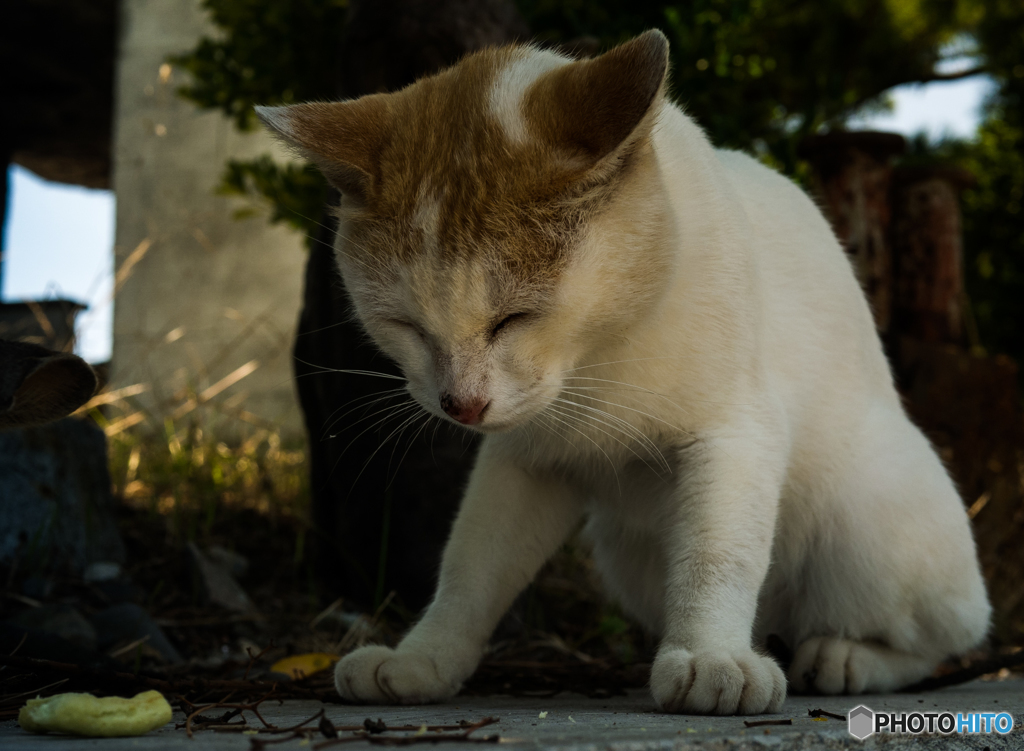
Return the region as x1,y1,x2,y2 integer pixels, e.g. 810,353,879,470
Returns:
548,401,665,477
553,396,672,474
560,387,699,445
293,356,407,381
540,406,621,495
561,356,671,373
350,405,429,490
321,388,409,439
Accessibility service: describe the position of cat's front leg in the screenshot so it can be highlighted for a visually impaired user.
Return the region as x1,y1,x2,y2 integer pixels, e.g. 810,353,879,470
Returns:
651,430,787,715
336,437,584,704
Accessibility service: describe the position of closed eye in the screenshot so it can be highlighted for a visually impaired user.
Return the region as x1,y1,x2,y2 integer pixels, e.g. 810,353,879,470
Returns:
389,319,425,338
490,312,529,339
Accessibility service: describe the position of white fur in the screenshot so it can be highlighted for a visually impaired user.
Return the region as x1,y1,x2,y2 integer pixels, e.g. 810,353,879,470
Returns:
334,49,990,715
488,49,568,144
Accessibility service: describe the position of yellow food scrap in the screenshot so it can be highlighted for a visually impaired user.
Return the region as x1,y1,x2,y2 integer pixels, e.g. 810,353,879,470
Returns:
19,690,172,737
270,652,339,679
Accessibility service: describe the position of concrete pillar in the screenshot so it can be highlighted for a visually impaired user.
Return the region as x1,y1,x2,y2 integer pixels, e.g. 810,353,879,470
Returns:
890,165,974,345
110,0,305,436
799,131,906,333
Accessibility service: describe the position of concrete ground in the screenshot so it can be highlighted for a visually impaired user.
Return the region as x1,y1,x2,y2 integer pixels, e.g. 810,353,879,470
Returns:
2,678,1021,750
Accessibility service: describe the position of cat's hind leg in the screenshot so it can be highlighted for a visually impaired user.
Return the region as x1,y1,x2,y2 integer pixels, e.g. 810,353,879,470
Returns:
788,637,933,695
777,404,990,696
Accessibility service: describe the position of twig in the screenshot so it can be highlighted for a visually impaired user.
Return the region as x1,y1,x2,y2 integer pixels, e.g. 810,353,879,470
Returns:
245,641,277,680
181,688,281,737
320,715,339,739
0,678,69,707
185,692,237,738
808,708,846,721
311,718,501,750
108,635,151,659
311,598,345,629
244,709,330,749
272,707,325,734
743,719,792,728
5,631,29,659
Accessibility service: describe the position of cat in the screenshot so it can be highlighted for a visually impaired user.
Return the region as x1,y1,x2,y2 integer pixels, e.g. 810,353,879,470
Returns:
257,29,990,715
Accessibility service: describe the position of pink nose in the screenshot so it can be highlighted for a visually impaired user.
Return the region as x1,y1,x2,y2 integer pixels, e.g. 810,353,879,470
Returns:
440,394,488,425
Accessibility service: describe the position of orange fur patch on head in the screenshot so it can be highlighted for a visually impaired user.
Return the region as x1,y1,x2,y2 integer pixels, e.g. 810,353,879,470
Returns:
259,31,670,285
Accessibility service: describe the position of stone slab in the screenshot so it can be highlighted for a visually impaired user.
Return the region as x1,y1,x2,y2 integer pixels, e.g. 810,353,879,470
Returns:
2,679,1022,750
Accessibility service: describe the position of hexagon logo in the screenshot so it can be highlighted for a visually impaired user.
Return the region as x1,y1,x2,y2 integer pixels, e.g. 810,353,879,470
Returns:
848,705,875,740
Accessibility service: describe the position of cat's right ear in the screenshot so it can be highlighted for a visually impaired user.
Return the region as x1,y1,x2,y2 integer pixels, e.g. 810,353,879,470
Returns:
255,97,390,202
525,30,670,174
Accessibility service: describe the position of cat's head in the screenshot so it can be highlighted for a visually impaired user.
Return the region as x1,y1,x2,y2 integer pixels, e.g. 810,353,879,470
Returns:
258,31,673,433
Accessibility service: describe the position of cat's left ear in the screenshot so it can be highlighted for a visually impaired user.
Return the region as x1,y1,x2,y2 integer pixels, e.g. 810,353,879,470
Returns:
525,29,670,173
255,97,390,202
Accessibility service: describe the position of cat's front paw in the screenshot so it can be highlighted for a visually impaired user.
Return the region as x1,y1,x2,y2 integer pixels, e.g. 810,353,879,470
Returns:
651,647,786,715
334,646,459,704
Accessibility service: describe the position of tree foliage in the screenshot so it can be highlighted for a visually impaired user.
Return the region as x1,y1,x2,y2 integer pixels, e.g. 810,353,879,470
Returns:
218,156,330,242
171,0,349,131
173,0,1024,363
941,0,1024,364
521,0,971,167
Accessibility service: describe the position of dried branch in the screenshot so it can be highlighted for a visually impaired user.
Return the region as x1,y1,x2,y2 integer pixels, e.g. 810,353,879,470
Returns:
743,719,792,728
807,708,846,721
178,688,281,738
245,641,277,680
309,717,501,751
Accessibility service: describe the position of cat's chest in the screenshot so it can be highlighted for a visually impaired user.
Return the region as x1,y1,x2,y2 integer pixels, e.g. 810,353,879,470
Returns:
560,450,686,528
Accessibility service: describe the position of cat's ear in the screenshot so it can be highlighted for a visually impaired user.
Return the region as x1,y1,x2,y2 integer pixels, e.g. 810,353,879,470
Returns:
255,97,390,201
525,29,669,170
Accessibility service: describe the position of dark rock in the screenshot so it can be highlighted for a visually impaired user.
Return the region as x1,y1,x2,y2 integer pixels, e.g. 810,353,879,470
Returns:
10,603,97,651
186,543,256,614
0,417,124,573
0,337,96,429
205,545,249,579
83,560,122,583
91,603,182,664
83,561,142,603
91,577,144,605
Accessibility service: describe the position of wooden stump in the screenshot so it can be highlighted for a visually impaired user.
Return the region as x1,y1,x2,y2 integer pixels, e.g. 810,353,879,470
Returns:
799,131,906,332
891,165,975,345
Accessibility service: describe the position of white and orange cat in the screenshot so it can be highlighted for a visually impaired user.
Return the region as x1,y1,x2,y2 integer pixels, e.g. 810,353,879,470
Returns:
257,30,990,715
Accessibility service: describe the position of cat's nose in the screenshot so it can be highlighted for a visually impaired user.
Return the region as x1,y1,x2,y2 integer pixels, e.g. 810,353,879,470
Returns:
440,394,488,425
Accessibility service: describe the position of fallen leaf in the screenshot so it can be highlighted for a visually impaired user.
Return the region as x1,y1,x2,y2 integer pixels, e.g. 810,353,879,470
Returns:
270,653,339,679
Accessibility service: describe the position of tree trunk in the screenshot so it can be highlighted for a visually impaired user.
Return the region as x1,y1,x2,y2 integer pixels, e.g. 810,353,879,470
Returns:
798,131,906,333
295,0,529,612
